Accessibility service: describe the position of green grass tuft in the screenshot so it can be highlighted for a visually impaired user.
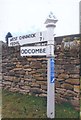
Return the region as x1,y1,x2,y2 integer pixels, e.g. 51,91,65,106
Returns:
2,89,79,118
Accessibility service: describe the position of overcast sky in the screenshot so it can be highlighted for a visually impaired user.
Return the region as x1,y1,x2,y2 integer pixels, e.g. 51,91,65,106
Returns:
0,0,80,42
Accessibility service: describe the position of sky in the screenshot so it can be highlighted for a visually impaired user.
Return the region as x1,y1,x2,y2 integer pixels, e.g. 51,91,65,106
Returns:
0,0,80,42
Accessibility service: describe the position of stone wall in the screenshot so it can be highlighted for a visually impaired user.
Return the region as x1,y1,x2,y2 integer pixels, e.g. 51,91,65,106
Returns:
54,35,80,110
2,34,80,110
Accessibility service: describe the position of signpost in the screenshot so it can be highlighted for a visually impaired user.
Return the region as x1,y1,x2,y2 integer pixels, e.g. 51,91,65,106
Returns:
8,31,47,46
45,12,58,118
8,12,58,119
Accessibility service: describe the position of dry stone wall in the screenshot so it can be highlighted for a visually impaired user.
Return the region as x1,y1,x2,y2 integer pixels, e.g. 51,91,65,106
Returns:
2,34,80,110
54,36,80,110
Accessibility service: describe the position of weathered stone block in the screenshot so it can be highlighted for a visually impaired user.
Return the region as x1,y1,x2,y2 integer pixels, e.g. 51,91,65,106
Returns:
16,64,22,68
36,81,47,85
56,69,64,74
8,76,20,82
19,89,29,94
67,90,77,97
14,70,22,74
12,58,18,62
9,87,19,92
36,77,46,81
65,79,80,85
6,63,16,67
30,71,36,74
31,83,40,88
4,85,11,90
24,75,32,79
33,74,41,77
74,85,80,92
20,85,30,90
55,88,66,94
55,81,61,88
39,93,47,97
9,72,15,76
2,81,11,85
8,76,15,81
41,89,47,94
13,68,22,71
42,64,47,68
41,85,47,90
37,69,46,73
27,58,33,61
63,93,75,99
24,68,32,72
61,83,74,90
23,65,29,68
56,78,65,82
68,69,80,74
36,58,47,61
30,88,42,94
70,59,80,64
74,97,80,100
69,74,80,79
31,62,41,67
3,76,9,80
58,73,69,79
6,67,14,70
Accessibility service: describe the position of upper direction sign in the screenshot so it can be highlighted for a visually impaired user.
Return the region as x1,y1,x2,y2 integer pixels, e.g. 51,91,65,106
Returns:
8,31,47,47
20,46,47,56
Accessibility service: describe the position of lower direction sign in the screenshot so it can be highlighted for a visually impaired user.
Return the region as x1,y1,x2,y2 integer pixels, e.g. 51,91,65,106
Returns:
20,46,47,56
50,58,55,83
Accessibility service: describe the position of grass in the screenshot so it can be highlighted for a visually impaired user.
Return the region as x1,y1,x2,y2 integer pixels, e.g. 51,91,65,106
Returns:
2,89,80,118
2,89,47,118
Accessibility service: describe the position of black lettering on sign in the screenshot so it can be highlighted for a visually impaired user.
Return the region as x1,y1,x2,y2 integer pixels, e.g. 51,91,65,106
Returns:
10,37,18,41
43,48,46,53
39,48,42,53
21,48,46,55
40,32,42,41
21,49,25,54
19,36,22,40
28,49,31,54
31,49,35,53
24,49,27,54
21,49,28,54
10,41,19,46
40,37,42,41
35,49,40,53
40,32,42,36
19,33,36,40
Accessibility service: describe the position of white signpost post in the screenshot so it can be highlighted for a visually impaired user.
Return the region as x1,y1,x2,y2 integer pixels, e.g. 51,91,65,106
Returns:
45,12,58,118
8,12,58,119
